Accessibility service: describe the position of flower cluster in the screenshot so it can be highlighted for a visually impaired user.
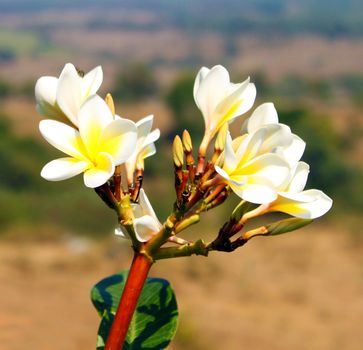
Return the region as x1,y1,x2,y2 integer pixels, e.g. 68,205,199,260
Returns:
192,65,331,220
36,63,160,189
36,63,332,249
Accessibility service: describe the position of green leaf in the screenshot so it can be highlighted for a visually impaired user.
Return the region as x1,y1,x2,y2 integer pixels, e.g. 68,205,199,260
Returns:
91,271,178,350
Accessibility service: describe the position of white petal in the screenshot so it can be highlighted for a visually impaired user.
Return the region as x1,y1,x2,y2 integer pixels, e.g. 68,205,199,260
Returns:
195,65,230,125
247,102,279,134
136,115,154,138
138,189,162,225
35,76,59,117
279,134,306,166
271,189,333,219
215,165,231,182
138,143,156,167
143,128,160,146
41,157,89,181
215,79,256,127
287,162,310,193
223,132,238,173
56,63,82,126
230,176,277,204
259,124,292,154
239,124,292,165
81,65,103,98
115,227,130,240
100,119,137,164
39,120,87,160
133,215,161,242
193,66,210,105
83,152,115,188
232,83,256,119
78,95,114,159
238,153,291,189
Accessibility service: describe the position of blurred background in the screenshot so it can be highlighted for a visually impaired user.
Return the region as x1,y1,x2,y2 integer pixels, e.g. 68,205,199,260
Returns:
0,0,362,349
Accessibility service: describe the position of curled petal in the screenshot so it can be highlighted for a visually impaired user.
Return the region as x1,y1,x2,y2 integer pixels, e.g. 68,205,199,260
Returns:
35,76,60,117
133,215,161,242
240,124,292,164
136,115,154,138
81,65,103,97
114,227,130,240
144,128,160,146
195,65,230,126
271,189,333,219
246,102,279,134
287,162,310,193
56,63,82,126
83,152,115,188
215,80,256,131
138,189,161,225
279,134,306,166
41,157,90,181
215,165,232,182
137,143,156,169
223,132,238,173
193,66,210,105
215,78,251,118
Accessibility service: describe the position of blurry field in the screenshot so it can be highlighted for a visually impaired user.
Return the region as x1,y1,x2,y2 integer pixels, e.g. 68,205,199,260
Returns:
1,223,363,350
1,1,363,349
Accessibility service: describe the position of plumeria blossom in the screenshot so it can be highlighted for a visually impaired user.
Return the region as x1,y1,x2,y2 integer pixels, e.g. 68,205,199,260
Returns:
242,102,306,166
35,63,103,127
267,162,333,219
115,189,162,242
194,65,256,149
236,103,332,218
125,115,160,184
215,130,291,204
39,95,137,188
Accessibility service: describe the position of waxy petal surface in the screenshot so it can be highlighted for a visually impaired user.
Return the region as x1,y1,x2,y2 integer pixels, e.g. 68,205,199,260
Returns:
41,157,90,181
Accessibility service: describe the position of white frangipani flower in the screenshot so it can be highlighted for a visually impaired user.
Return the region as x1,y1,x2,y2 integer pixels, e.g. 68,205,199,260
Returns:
115,189,162,242
35,63,103,127
238,103,332,218
125,115,160,184
215,131,291,204
268,162,333,219
242,102,306,166
194,65,256,150
39,95,137,188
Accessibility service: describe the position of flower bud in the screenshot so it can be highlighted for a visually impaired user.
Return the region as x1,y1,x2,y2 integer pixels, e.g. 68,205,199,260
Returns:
105,93,115,115
231,200,255,221
173,135,184,168
266,218,313,236
214,123,228,152
182,129,193,153
242,218,313,240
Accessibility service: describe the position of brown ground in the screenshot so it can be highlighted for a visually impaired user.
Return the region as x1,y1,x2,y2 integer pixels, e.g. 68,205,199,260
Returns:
1,222,363,350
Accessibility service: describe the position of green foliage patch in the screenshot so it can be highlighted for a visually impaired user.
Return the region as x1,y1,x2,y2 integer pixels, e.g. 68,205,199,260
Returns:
91,271,178,350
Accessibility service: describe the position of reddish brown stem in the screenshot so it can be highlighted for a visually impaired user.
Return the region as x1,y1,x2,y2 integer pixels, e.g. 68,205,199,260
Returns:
105,253,153,350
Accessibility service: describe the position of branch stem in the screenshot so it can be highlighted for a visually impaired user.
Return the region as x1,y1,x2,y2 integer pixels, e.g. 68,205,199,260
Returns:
104,253,153,350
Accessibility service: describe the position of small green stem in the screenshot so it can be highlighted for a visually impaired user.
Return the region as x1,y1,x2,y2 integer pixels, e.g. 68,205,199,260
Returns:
153,239,210,260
